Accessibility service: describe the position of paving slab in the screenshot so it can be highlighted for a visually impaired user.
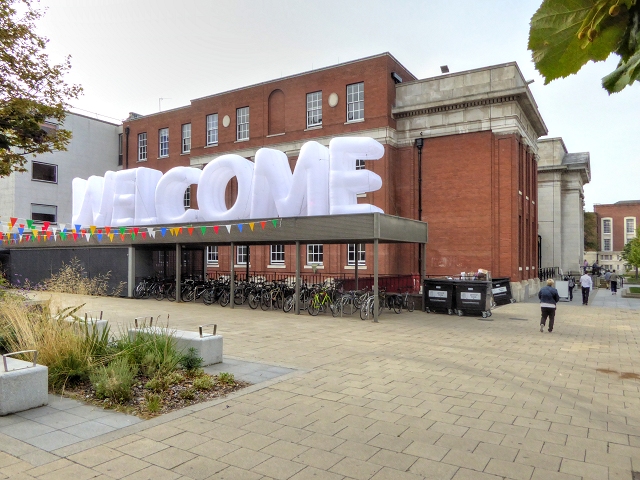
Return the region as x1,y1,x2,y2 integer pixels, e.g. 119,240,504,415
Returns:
1,290,638,480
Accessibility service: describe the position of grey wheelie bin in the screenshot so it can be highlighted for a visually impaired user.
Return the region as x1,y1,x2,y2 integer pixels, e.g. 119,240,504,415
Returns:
491,277,514,306
423,279,457,315
454,281,493,317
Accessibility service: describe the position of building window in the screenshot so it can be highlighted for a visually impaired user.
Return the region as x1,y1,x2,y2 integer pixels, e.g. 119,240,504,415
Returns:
603,219,611,234
307,244,323,265
181,124,191,153
356,159,365,170
346,82,364,122
347,244,366,266
206,246,218,265
138,133,147,161
118,133,123,166
236,245,248,265
159,128,169,157
183,186,191,209
237,107,249,141
604,239,611,251
270,245,285,264
31,204,57,223
306,91,322,128
206,114,218,145
626,218,636,234
32,161,57,183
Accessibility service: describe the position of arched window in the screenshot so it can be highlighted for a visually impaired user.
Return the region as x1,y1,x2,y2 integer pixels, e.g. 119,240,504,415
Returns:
268,89,285,135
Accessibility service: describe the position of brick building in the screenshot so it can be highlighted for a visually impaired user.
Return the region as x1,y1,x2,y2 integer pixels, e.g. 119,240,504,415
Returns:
122,53,548,296
593,201,640,272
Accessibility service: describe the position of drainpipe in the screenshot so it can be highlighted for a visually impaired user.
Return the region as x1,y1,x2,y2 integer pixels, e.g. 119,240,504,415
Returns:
125,127,130,169
415,138,424,275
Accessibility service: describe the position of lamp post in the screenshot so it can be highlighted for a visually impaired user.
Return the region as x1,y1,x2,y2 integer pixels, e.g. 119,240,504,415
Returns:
415,138,424,276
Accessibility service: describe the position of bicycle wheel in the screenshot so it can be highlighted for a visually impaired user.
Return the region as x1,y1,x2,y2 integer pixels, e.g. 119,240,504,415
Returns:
202,289,214,305
166,284,176,301
248,291,259,309
260,292,271,311
219,290,230,307
407,298,415,312
308,298,319,316
283,295,294,313
154,285,164,301
360,301,370,320
133,282,145,299
392,296,402,314
275,292,284,310
330,302,339,317
181,286,191,302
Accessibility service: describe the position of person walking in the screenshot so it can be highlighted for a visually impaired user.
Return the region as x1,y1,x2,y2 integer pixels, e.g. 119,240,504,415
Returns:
610,270,618,295
604,270,612,289
568,275,575,301
539,279,560,333
580,271,593,305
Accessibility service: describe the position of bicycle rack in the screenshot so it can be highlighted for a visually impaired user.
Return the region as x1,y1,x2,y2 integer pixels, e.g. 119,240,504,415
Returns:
134,316,154,328
2,350,38,372
84,311,103,322
199,324,217,337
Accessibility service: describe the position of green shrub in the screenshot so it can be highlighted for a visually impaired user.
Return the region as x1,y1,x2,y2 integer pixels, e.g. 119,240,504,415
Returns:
179,347,203,372
91,357,137,403
114,328,181,377
179,387,196,400
217,372,235,385
193,375,214,391
144,392,162,413
145,371,184,392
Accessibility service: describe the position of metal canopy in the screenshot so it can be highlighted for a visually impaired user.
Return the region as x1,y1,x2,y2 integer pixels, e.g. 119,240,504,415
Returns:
6,213,427,249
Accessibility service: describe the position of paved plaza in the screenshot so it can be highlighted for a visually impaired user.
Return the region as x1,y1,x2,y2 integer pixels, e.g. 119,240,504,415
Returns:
1,287,640,480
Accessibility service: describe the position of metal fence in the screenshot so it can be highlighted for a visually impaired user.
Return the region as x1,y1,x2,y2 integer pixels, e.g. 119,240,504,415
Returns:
538,267,559,281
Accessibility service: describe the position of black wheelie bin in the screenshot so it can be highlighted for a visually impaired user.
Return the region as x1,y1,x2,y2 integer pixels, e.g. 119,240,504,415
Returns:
491,277,515,306
423,279,457,315
454,281,493,317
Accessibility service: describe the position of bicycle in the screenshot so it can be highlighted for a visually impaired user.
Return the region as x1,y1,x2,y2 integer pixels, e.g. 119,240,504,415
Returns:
308,286,336,316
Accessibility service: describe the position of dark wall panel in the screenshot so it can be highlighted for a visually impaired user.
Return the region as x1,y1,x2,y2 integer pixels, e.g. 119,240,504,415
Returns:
9,248,129,295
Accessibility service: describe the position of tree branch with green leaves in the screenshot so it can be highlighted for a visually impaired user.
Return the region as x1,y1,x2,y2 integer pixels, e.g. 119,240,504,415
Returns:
529,0,640,93
0,0,82,177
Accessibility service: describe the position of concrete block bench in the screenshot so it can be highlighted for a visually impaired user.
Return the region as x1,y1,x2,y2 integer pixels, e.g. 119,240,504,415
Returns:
0,351,48,416
128,324,223,366
65,311,109,337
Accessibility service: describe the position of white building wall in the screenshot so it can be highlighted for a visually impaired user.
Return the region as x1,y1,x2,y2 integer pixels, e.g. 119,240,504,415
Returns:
0,113,120,225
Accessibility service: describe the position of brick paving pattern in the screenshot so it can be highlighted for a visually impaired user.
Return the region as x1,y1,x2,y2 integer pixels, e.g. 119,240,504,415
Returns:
0,289,639,480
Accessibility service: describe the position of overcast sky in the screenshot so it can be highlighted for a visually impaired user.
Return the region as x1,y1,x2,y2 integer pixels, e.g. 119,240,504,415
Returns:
33,0,639,211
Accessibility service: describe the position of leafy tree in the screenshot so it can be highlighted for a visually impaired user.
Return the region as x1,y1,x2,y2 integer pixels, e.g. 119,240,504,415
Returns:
584,212,598,250
621,228,640,278
0,0,82,177
529,0,640,93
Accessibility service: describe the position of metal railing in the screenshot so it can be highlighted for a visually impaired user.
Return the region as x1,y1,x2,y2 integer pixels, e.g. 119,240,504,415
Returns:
538,267,559,281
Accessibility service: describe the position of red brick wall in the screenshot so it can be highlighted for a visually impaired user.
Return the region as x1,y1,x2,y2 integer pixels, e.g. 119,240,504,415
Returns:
595,202,640,251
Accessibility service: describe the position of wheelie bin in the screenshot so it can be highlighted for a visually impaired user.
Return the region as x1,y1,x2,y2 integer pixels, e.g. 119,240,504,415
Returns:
423,279,457,315
491,277,514,306
454,281,493,317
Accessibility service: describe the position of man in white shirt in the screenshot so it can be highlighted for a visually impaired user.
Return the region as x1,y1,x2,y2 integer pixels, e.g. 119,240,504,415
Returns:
580,272,593,305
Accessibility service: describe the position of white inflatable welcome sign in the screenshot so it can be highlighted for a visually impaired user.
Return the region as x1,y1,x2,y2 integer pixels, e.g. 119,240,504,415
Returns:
72,137,384,227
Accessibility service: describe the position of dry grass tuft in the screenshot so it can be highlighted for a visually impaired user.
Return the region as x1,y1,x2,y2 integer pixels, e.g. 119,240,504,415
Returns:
43,258,124,296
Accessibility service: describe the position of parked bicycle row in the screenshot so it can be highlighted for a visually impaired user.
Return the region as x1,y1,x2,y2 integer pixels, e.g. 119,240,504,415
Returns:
133,275,416,318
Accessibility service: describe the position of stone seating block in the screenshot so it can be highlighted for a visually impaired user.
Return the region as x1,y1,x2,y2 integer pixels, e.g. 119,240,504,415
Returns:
128,326,223,366
0,356,48,416
65,318,109,337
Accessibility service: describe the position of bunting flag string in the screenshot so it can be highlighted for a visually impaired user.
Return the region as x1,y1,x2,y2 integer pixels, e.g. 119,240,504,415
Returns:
0,216,282,244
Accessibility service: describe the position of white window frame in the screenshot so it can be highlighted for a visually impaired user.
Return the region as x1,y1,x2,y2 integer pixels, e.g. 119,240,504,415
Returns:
306,91,322,128
237,107,249,141
625,217,636,234
183,186,191,209
347,244,366,266
31,203,57,224
31,161,57,183
604,238,611,251
346,82,364,122
206,113,218,145
236,245,248,265
206,246,218,265
307,244,323,265
602,218,612,234
270,244,285,265
138,132,147,161
118,133,123,166
159,128,169,157
181,124,191,153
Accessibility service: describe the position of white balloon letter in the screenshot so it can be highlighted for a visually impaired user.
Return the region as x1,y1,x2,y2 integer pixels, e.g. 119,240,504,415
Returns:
198,155,254,221
155,166,201,224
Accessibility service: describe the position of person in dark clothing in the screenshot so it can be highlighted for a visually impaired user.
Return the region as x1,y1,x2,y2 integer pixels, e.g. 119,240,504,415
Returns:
610,270,618,295
539,279,560,333
567,275,575,301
